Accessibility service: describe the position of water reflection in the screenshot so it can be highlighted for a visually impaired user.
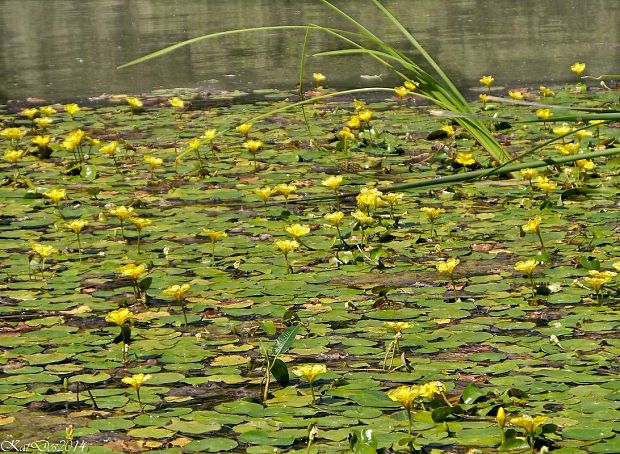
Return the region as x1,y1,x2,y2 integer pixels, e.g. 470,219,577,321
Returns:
0,0,617,101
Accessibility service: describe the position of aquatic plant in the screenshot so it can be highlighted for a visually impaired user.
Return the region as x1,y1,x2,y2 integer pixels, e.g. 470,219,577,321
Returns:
162,283,191,325
293,364,327,403
122,373,151,412
105,307,132,363
66,219,88,254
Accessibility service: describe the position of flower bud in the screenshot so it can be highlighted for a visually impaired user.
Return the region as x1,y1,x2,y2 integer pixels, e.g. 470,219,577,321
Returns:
497,407,506,428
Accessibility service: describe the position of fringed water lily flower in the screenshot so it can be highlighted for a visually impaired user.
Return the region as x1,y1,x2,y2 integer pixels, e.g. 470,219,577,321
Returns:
122,373,151,412
293,364,327,403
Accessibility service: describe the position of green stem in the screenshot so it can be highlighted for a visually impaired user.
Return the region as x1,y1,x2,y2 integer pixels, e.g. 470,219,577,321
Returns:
284,253,292,274
407,408,413,437
211,240,216,266
536,231,546,252
263,356,271,401
137,388,143,413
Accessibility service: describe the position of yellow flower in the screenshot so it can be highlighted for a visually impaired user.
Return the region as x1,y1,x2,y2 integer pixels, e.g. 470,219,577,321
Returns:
324,211,345,226
479,93,489,104
347,115,361,130
382,192,404,206
522,217,541,233
236,123,253,136
254,186,274,203
286,224,310,240
455,152,476,167
353,99,366,111
32,243,58,258
66,219,88,234
575,130,592,140
570,62,586,75
202,228,228,242
358,109,373,123
556,142,580,155
384,321,410,334
356,187,383,210
574,159,595,171
43,188,66,204
420,381,446,399
108,206,134,220
497,407,506,428
321,175,343,191
404,80,419,91
539,86,555,97
387,385,420,410
552,124,572,136
514,259,540,276
420,207,445,221
34,117,53,129
584,270,616,292
65,129,86,147
169,97,185,109
440,124,456,137
186,138,201,151
105,307,132,326
436,257,460,275
394,86,409,99
64,103,80,116
274,183,297,198
536,176,557,193
337,127,355,141
275,239,299,255
1,127,27,140
312,72,326,85
162,283,191,301
129,217,152,230
40,106,57,116
118,263,147,281
144,155,163,168
122,373,152,390
292,364,327,384
510,415,548,436
126,97,143,110
589,270,617,280
520,168,539,181
21,108,39,120
508,90,524,100
584,277,609,292
202,129,217,141
100,141,120,156
243,139,263,153
479,75,494,87
536,108,554,121
4,149,25,163
32,135,51,148
351,209,374,226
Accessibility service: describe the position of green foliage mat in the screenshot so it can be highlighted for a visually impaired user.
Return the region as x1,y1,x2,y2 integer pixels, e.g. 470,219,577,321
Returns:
0,86,619,453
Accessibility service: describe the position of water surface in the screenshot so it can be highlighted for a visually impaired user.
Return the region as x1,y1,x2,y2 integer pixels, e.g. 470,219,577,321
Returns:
1,0,618,101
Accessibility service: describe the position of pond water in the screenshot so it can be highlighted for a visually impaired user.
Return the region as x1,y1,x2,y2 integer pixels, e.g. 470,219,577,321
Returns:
0,0,618,101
